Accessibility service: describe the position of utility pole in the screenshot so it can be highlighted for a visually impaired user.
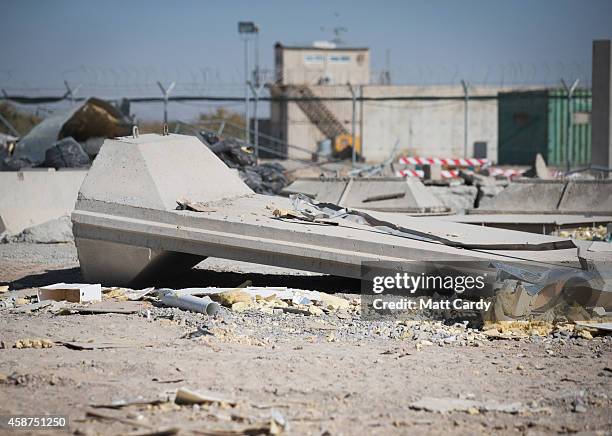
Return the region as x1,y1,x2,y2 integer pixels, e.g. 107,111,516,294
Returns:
348,83,357,167
461,80,469,158
561,78,580,173
157,81,175,125
254,30,260,87
0,112,19,137
359,84,364,159
244,38,250,145
248,80,266,160
238,21,259,145
63,81,82,105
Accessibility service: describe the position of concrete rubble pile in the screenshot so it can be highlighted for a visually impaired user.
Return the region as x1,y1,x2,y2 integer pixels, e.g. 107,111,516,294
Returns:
199,130,287,195
0,97,131,171
1,216,73,244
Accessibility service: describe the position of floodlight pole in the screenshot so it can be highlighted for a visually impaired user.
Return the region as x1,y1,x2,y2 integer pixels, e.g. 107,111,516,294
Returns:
248,80,266,160
238,21,259,146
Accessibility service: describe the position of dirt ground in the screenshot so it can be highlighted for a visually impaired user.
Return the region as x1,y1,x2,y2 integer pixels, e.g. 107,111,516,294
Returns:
0,242,611,435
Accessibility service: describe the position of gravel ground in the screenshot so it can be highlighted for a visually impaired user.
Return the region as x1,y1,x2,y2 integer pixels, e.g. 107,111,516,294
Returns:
0,242,611,435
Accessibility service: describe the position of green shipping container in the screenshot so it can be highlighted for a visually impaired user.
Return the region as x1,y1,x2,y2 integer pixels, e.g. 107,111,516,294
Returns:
498,89,592,166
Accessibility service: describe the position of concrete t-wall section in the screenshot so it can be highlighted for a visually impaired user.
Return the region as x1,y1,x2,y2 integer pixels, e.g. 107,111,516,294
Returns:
73,134,612,290
0,169,87,234
592,40,612,171
276,84,531,163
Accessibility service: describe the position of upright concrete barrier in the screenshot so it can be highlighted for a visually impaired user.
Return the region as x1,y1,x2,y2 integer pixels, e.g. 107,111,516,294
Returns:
283,177,450,214
0,169,87,234
558,180,612,214
475,179,612,215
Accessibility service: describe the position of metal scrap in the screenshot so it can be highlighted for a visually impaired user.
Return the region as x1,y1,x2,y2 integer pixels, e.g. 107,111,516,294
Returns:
289,193,576,251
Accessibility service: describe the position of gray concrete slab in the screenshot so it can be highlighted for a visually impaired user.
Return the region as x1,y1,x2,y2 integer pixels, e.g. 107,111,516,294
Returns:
343,178,449,213
475,179,612,215
282,178,347,203
0,169,87,234
441,214,612,235
558,180,612,214
283,177,450,214
73,134,608,287
477,180,566,213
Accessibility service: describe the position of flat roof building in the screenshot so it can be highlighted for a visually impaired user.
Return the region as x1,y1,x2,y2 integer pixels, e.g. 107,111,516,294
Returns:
274,42,370,86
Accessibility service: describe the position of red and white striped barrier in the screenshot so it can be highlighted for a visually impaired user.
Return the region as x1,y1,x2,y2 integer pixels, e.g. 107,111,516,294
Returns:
487,168,524,178
398,156,489,167
397,169,459,178
397,167,526,179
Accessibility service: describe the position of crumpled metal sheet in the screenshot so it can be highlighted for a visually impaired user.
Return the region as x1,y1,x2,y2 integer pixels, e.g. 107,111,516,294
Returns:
289,193,577,252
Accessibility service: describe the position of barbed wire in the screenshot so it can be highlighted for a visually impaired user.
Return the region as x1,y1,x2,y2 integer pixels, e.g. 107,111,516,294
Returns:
0,60,591,98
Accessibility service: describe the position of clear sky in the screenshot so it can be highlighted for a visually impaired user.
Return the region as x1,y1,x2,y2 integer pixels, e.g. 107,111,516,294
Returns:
2,0,611,119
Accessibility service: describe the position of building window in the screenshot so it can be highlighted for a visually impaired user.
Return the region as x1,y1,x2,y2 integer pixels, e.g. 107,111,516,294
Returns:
304,54,325,64
328,54,351,63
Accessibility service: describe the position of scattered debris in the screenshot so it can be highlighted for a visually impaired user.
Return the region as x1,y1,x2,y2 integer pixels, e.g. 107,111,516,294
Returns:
572,395,587,413
10,301,52,313
574,321,612,333
176,198,217,213
61,301,148,315
14,338,54,349
61,341,140,350
159,291,220,315
103,287,155,301
174,387,237,407
39,283,102,303
559,225,609,241
85,409,155,431
162,286,354,317
409,397,524,414
91,397,167,409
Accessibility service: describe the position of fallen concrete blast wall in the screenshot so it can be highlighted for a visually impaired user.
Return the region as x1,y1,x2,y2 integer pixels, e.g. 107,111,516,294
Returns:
0,169,86,234
476,179,612,215
71,134,612,290
283,177,451,214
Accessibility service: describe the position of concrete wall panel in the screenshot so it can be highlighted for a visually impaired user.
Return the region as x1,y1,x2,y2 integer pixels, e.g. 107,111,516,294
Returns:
0,169,87,234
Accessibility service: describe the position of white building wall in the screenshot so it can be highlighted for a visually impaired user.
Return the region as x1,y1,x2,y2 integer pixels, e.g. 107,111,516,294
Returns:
278,46,370,86
281,84,530,163
360,85,500,162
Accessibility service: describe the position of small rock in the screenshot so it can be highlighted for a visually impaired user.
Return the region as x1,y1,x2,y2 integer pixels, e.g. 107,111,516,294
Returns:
572,398,587,413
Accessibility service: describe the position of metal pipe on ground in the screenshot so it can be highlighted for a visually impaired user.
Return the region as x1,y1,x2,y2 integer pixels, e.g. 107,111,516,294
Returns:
159,291,220,315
